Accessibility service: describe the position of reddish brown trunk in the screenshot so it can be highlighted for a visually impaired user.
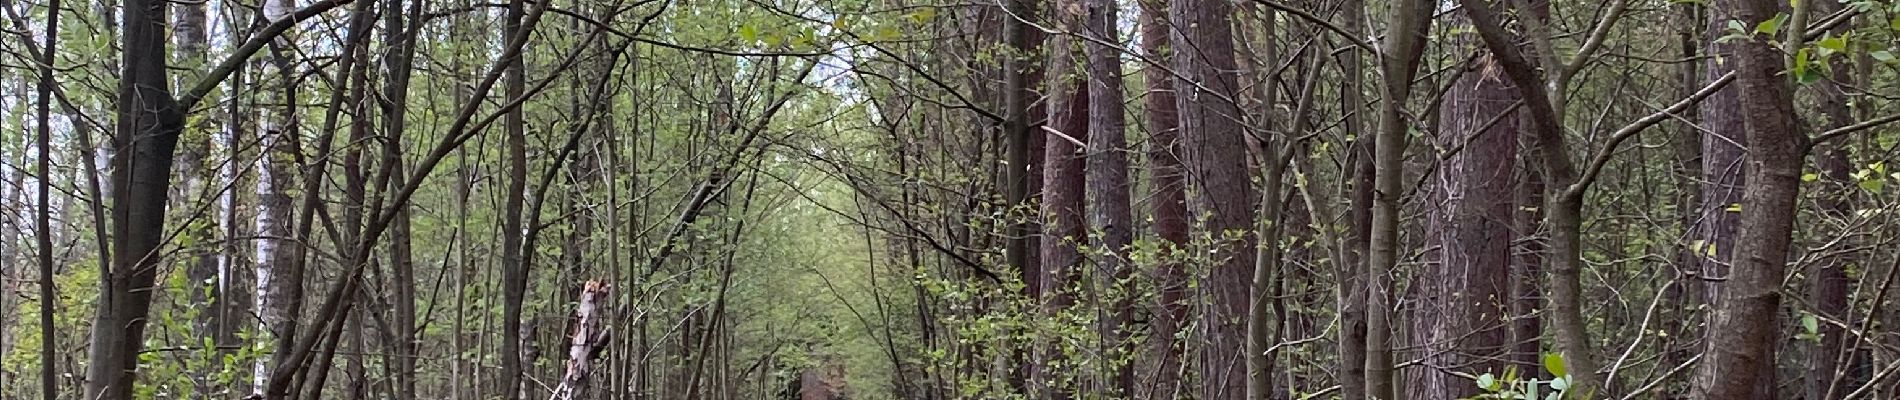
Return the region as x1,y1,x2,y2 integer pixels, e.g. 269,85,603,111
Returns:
1040,28,1089,396
1082,0,1134,392
1416,49,1519,398
1168,0,1257,396
1139,3,1190,397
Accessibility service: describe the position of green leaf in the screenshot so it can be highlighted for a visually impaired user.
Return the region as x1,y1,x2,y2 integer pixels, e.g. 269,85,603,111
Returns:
871,26,903,42
1550,376,1570,391
1792,48,1822,84
1859,178,1884,193
1543,353,1568,377
1803,172,1821,182
908,7,938,24
1818,36,1848,52
1756,13,1788,35
1478,373,1498,391
1872,51,1896,63
738,24,759,43
1802,313,1820,334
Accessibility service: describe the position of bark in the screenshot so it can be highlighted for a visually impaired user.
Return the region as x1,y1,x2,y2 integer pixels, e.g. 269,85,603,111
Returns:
553,281,612,400
255,0,303,390
1003,0,1045,391
380,0,423,396
32,0,60,397
171,0,225,364
1512,131,1544,373
1697,0,1746,314
1455,0,1605,394
1082,0,1134,393
1806,3,1856,400
1336,0,1371,396
1690,0,1806,395
1040,23,1088,395
1664,0,1703,383
499,0,532,397
1168,0,1258,396
1416,42,1519,398
1367,0,1433,397
1138,2,1190,397
83,0,187,397
1250,151,1289,400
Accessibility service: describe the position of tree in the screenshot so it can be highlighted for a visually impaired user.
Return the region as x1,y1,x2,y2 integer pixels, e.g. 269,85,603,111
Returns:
1137,1,1191,397
1415,25,1519,396
1366,0,1433,397
31,0,61,397
1691,0,1808,395
84,0,189,396
1081,0,1133,393
82,1,351,397
1168,0,1258,395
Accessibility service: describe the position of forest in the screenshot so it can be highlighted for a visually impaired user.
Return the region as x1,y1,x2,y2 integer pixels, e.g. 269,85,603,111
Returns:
0,0,1898,397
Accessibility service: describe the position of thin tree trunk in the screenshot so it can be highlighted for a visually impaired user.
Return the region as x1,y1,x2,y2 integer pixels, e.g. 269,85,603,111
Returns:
380,0,422,396
1336,0,1371,395
499,0,532,396
32,0,61,397
1366,0,1434,397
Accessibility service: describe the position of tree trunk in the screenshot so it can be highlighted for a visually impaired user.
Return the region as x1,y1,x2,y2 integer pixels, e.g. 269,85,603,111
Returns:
1002,0,1045,392
1690,0,1805,396
1138,3,1189,397
553,281,611,400
84,0,186,398
499,0,531,397
1454,0,1605,394
1167,0,1258,396
1040,23,1089,396
1336,0,1371,396
379,0,422,396
1367,0,1433,397
1081,0,1134,393
1696,0,1746,320
171,0,227,381
32,0,62,397
1416,42,1519,398
255,0,303,389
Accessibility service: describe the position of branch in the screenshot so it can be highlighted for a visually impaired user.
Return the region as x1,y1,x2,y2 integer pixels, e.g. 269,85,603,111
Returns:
1568,71,1736,198
1557,0,1630,83
1809,113,1900,149
178,0,355,110
1245,0,1376,53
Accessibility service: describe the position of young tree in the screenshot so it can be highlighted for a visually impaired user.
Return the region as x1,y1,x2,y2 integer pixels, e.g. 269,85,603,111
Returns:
1366,0,1434,397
